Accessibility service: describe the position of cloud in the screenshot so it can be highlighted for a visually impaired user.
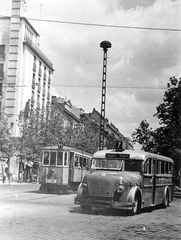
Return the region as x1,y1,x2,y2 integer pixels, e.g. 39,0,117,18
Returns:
1,0,181,143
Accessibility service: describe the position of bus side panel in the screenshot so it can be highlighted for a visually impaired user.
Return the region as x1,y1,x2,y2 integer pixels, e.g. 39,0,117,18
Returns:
154,175,173,205
142,175,153,207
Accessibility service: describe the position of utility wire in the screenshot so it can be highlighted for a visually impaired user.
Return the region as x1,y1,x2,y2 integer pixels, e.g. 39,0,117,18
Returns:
51,85,167,90
27,17,181,32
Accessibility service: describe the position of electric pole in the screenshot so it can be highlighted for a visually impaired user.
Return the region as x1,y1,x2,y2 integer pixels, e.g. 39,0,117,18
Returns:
99,40,112,150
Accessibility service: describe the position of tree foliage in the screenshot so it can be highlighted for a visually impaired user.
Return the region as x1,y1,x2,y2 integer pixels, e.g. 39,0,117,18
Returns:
132,77,181,170
0,111,17,158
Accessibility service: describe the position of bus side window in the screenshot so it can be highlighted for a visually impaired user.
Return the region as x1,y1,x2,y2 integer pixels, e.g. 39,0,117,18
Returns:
57,152,63,165
50,152,56,166
161,161,165,174
43,151,49,165
144,158,152,174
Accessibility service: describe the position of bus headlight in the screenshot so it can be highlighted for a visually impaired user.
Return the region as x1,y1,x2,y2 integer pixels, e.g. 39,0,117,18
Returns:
82,183,88,190
116,185,124,193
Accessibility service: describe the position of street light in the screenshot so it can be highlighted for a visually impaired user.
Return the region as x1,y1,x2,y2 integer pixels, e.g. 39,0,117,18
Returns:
99,40,112,150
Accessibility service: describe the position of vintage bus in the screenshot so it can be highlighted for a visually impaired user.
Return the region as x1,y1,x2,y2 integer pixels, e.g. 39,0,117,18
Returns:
75,149,174,215
39,146,92,194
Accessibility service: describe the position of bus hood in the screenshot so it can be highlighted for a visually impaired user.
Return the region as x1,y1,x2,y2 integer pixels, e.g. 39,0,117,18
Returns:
84,170,141,198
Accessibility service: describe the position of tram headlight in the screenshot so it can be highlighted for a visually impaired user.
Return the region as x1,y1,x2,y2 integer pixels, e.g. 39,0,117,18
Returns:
116,185,124,193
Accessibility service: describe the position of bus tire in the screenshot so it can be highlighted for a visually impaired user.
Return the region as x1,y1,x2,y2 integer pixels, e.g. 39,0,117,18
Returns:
131,192,141,215
80,204,92,214
163,188,169,208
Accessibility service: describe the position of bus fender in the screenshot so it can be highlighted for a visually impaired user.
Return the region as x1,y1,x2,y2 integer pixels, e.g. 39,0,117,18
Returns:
127,185,142,204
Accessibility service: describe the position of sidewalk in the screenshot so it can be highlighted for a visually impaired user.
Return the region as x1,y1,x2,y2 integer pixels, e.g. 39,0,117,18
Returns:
174,186,181,198
0,181,39,185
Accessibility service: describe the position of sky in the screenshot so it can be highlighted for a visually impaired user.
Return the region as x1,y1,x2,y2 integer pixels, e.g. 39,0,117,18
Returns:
1,0,181,148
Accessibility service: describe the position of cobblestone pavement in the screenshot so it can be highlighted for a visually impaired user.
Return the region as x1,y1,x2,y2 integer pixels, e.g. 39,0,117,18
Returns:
0,183,181,240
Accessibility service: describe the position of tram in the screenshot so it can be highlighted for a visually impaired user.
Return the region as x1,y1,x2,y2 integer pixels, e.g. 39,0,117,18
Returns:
39,146,92,194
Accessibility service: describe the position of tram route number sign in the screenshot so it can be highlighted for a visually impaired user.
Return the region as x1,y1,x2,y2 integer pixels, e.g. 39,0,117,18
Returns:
106,153,130,159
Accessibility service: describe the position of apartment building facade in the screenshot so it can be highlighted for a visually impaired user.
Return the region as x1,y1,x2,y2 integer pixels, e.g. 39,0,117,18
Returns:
0,0,54,136
0,0,54,181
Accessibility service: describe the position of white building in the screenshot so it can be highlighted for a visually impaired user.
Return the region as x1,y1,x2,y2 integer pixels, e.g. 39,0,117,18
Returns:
0,0,54,136
0,0,54,180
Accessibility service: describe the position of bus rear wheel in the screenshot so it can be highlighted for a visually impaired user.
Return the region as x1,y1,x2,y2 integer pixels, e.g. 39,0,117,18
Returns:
163,189,169,208
131,194,141,215
80,204,92,214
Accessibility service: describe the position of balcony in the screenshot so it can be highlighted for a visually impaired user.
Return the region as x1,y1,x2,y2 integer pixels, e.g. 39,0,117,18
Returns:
31,98,35,105
48,77,51,85
37,84,41,92
33,62,37,71
42,88,46,95
38,68,42,76
43,72,47,80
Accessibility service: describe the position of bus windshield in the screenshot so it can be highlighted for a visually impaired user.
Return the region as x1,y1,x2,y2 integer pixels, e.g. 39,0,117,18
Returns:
91,158,124,170
91,158,143,172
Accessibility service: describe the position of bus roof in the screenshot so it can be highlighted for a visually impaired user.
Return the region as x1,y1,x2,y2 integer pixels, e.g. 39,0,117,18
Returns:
93,149,173,163
41,146,92,157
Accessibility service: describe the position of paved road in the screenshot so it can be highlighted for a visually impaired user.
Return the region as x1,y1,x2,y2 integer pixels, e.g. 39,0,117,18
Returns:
0,183,181,240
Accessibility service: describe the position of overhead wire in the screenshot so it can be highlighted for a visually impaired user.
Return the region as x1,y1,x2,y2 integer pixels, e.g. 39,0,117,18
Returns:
27,17,181,32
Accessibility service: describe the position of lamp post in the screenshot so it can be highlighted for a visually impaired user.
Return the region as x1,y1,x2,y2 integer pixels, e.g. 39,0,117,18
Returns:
99,41,112,150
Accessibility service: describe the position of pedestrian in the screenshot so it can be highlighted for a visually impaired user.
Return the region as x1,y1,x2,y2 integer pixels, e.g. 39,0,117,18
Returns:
1,160,8,183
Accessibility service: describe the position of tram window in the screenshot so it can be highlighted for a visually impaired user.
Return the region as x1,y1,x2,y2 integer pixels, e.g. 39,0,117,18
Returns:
50,152,56,165
80,157,83,167
57,152,63,165
83,158,87,168
74,155,78,167
64,152,68,166
43,151,49,165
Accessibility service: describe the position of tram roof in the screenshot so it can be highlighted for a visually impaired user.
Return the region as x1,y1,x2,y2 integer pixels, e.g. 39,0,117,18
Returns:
93,149,173,163
41,146,92,157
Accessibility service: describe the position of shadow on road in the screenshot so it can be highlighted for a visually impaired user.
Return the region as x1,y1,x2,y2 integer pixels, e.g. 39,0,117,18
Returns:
70,203,170,217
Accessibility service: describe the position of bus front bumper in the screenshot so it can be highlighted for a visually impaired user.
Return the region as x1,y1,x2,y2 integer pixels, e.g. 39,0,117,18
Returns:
74,197,134,210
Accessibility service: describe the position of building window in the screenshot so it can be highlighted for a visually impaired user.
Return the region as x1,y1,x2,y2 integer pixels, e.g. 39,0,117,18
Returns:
39,61,42,75
33,56,37,71
0,82,2,97
0,45,5,59
0,64,4,79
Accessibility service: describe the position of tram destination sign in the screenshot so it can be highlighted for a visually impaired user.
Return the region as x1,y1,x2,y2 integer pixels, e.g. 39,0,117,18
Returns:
106,153,130,159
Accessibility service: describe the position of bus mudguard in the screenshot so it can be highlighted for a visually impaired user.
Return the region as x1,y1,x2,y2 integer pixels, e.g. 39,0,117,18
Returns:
127,185,142,204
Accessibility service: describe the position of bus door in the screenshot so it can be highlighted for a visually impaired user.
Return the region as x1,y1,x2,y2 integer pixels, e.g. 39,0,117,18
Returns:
68,152,74,185
151,159,157,205
143,158,156,206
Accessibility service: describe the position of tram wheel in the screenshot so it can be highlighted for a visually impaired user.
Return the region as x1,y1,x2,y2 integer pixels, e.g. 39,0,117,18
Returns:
80,204,92,214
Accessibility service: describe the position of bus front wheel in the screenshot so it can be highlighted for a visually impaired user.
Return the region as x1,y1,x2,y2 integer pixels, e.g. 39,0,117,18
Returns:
131,193,141,215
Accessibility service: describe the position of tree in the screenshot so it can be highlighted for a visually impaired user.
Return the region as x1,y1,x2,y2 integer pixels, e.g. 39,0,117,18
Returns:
132,77,181,171
73,117,99,154
132,120,156,152
0,111,17,158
